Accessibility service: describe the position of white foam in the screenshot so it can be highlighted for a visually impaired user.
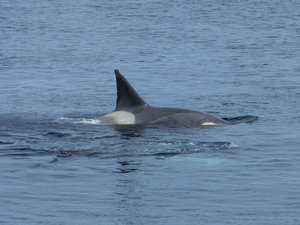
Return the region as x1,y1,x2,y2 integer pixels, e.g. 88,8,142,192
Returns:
55,117,102,125
227,143,239,148
75,118,102,125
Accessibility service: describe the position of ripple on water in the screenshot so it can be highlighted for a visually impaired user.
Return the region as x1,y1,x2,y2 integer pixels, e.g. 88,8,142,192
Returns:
42,132,71,138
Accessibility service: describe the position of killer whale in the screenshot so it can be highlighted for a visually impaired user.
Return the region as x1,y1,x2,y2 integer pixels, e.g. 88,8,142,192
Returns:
99,70,229,126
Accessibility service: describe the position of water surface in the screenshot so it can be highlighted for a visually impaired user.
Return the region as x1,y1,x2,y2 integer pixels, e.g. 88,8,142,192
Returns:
1,0,300,224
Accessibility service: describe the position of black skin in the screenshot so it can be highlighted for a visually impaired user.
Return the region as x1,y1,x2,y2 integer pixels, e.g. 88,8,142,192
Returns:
111,70,228,126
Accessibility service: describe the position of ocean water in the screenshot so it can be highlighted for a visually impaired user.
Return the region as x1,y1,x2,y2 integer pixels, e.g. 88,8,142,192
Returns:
1,0,300,224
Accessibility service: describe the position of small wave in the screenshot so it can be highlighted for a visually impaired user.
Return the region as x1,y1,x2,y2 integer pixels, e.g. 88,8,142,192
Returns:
158,140,237,150
0,141,14,145
150,141,238,158
222,115,259,124
43,132,70,138
201,141,238,149
55,117,102,125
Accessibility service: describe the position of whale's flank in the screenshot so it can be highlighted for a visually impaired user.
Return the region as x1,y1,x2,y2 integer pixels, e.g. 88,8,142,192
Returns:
99,70,228,126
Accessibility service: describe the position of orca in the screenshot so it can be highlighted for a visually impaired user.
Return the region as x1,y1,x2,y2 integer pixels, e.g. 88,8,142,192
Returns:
99,70,229,126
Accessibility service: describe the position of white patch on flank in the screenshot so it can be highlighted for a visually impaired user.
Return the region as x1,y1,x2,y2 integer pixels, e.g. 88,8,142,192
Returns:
99,111,135,125
201,122,216,126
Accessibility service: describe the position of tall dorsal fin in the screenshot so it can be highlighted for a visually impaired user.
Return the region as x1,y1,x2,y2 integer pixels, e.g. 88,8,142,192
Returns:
114,70,148,111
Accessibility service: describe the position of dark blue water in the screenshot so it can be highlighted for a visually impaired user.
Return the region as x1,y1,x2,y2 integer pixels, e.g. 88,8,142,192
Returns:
1,1,300,224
